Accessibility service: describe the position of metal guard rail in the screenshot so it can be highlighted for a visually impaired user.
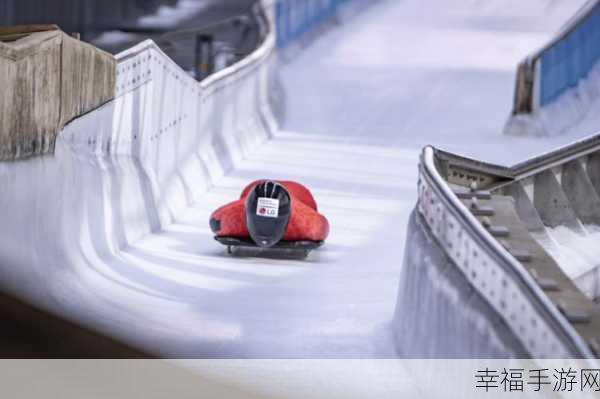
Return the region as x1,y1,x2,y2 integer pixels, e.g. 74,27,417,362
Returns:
418,145,595,358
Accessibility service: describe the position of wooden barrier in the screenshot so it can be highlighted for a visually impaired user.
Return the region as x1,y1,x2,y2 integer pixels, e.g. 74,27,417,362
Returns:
512,60,533,115
0,25,115,161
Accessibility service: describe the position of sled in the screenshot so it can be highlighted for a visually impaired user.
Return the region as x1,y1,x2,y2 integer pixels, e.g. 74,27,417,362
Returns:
214,236,323,257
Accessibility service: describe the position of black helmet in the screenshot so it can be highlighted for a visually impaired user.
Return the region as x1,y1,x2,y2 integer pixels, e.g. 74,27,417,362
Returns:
245,181,291,248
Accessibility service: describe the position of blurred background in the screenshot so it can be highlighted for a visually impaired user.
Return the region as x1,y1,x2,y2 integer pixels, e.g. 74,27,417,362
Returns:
1,0,261,78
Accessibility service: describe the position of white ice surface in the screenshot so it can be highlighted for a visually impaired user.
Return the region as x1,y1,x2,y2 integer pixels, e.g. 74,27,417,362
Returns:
1,0,593,359
281,0,591,166
532,225,600,300
119,0,595,356
123,136,416,357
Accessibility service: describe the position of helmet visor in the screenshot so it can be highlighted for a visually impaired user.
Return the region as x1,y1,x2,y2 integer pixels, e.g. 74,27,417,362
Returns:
245,181,291,247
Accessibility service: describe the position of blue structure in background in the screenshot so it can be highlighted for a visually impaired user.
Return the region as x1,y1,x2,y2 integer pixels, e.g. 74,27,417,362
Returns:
539,3,600,106
275,0,349,48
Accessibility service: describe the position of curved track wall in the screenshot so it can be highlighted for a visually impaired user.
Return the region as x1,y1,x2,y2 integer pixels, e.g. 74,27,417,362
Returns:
0,0,277,343
394,211,529,358
396,0,600,359
395,147,593,358
395,139,600,358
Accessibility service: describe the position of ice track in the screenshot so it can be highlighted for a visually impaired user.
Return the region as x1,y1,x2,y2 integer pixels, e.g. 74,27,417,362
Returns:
0,0,592,357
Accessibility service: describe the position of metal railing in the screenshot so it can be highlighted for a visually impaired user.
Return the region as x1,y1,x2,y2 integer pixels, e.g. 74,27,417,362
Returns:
158,14,260,80
418,146,593,358
415,133,600,358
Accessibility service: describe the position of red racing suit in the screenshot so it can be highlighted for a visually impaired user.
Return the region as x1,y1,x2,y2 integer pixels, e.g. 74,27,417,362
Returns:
210,180,330,242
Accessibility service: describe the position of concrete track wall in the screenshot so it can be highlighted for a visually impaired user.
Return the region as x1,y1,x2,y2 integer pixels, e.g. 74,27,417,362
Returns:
394,212,528,358
395,144,600,358
0,0,276,346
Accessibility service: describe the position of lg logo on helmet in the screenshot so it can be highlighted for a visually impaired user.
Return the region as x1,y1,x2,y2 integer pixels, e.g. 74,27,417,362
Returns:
257,198,279,218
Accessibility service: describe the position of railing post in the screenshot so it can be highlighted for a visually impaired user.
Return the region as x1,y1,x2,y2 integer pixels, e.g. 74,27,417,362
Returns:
195,34,214,80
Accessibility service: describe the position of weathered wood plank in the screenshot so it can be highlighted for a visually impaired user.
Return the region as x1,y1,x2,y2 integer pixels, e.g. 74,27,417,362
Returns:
0,26,116,161
0,24,59,38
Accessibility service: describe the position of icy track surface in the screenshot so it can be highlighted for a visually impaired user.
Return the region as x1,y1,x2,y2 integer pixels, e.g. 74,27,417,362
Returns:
283,0,591,165
6,0,591,358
